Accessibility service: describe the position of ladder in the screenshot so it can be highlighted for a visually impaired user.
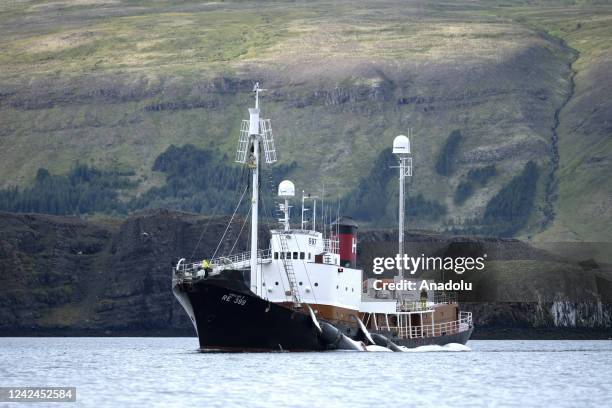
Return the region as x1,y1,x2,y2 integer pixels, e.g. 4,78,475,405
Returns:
278,233,301,307
235,120,250,163
236,118,276,164
260,119,277,164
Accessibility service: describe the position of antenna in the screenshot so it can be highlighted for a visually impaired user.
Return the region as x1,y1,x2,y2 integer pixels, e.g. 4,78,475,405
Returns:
254,82,263,109
393,132,413,279
236,82,276,165
301,190,319,231
321,183,325,237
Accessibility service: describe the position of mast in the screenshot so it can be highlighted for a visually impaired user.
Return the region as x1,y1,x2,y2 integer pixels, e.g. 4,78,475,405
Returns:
393,134,412,279
235,83,276,297
312,199,317,232
398,160,405,277
300,190,318,231
284,197,290,231
301,190,307,230
249,88,262,295
278,180,294,231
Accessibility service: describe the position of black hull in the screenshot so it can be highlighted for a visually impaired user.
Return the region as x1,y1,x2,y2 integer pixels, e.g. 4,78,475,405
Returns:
174,270,473,351
175,270,329,351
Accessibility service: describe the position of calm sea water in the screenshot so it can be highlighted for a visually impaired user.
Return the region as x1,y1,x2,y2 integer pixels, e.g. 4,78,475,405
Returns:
1,338,611,407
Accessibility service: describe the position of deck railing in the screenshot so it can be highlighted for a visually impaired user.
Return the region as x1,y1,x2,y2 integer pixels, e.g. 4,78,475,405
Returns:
173,249,272,283
397,291,458,312
386,311,472,339
209,248,271,268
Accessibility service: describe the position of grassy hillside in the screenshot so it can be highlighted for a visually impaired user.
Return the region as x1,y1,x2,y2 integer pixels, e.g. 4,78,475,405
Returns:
490,5,612,242
0,1,610,238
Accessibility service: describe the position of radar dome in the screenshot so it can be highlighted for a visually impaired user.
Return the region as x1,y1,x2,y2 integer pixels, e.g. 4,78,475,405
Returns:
393,135,411,154
278,180,295,197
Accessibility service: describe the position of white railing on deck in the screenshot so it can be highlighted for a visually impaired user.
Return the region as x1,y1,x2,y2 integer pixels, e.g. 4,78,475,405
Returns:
384,311,472,339
397,292,458,312
209,248,271,267
174,249,271,283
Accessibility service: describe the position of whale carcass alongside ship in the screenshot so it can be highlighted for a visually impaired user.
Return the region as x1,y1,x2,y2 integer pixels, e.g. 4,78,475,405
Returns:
172,84,473,351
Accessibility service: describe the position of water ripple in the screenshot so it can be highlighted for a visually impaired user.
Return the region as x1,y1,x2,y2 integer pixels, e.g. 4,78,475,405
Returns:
1,338,611,408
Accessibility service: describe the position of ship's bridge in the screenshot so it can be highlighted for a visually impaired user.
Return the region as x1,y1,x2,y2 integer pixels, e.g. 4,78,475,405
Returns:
269,229,340,266
262,228,360,311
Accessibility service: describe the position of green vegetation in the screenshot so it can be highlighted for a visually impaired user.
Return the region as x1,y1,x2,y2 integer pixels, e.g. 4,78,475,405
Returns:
468,165,497,186
454,165,497,205
0,1,609,239
342,148,446,224
131,144,296,214
482,161,539,236
0,145,296,216
454,181,474,206
131,145,247,214
495,4,612,242
0,165,134,215
435,130,462,176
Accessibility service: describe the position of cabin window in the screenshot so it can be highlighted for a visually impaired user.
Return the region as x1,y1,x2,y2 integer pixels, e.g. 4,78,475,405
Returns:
286,252,291,259
293,252,298,259
314,282,319,287
274,252,279,259
280,253,285,260
299,281,303,286
300,252,305,259
345,287,348,291
275,282,279,286
308,253,311,260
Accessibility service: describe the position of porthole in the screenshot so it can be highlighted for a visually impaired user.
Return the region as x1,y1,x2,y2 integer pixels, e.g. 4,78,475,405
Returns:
345,287,348,291
275,282,279,286
299,281,303,286
314,282,319,287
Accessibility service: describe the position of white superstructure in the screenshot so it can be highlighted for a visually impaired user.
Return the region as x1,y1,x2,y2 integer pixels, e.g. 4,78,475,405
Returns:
204,186,363,312
262,229,362,311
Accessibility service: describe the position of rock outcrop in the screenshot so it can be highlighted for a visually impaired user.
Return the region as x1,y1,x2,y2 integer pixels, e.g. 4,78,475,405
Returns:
0,211,610,337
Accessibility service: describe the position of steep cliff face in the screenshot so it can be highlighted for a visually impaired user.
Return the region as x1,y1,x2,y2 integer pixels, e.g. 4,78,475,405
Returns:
0,210,265,334
359,229,612,337
0,211,610,336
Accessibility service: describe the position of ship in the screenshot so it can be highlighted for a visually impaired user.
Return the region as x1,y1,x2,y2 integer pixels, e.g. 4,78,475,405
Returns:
172,84,473,351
